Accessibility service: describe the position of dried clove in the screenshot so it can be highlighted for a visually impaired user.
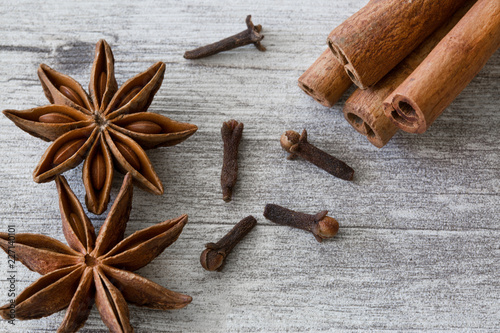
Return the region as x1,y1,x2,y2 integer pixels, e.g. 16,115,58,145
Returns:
200,215,257,271
184,15,266,59
263,204,339,242
280,129,354,181
221,119,244,202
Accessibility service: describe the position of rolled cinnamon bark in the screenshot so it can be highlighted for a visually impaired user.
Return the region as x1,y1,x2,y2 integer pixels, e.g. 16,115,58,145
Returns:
298,49,352,107
384,0,500,134
343,0,475,148
344,88,398,148
327,0,469,89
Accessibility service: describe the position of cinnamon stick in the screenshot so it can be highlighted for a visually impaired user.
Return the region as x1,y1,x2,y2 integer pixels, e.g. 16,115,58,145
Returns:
327,0,469,89
343,0,475,148
298,49,352,107
344,88,398,148
384,0,500,134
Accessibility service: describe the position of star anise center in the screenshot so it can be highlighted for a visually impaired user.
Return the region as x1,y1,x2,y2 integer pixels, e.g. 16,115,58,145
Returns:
84,254,99,267
92,111,109,130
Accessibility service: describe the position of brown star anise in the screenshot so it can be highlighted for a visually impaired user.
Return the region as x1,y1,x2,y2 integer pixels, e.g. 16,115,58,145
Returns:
3,40,198,214
0,173,191,332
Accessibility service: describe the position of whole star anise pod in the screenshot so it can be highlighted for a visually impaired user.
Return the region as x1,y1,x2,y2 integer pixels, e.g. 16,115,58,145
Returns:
0,173,191,332
3,40,198,214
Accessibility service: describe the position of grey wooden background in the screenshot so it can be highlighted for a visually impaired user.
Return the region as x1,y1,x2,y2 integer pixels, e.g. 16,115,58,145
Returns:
0,0,499,332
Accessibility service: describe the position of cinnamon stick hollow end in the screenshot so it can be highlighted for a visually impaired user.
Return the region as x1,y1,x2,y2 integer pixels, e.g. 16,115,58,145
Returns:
384,94,427,134
298,49,352,107
344,89,398,148
328,41,348,66
327,39,365,88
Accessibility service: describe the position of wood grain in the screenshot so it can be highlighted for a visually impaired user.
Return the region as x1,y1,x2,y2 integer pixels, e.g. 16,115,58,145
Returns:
0,0,499,332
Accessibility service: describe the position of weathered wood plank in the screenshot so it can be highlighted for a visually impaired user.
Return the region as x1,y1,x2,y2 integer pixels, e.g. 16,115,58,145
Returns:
0,0,498,331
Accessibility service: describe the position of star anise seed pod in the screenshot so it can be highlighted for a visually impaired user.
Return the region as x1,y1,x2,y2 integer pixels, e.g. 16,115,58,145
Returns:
3,40,198,214
0,173,191,332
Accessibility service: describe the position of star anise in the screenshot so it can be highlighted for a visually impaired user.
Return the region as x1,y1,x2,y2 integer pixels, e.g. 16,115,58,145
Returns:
3,40,198,214
0,173,191,332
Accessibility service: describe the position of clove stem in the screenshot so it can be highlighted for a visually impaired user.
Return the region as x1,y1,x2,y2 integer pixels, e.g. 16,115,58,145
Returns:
280,129,354,181
184,15,266,59
263,204,339,242
221,119,244,202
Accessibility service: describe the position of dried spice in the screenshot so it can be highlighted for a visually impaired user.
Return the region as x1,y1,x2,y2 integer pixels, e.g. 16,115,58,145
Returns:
221,119,244,202
264,204,339,242
200,216,257,271
0,173,191,332
326,0,468,89
298,49,352,107
384,0,500,134
3,40,198,214
184,15,266,59
280,129,354,181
